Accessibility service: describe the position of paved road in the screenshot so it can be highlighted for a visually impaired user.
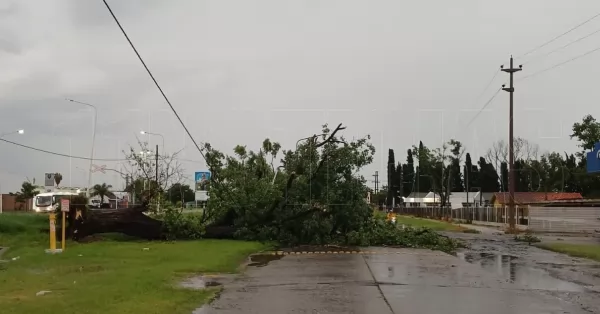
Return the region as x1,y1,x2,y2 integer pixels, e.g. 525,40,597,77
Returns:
198,246,590,314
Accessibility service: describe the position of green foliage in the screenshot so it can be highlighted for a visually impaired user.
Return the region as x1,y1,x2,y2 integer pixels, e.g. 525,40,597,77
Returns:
514,232,541,244
203,124,380,245
345,214,462,253
402,149,415,197
571,114,600,155
159,207,204,240
164,183,195,205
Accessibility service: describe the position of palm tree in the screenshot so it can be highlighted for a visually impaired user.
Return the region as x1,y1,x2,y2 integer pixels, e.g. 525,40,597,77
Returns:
91,183,112,204
54,173,63,187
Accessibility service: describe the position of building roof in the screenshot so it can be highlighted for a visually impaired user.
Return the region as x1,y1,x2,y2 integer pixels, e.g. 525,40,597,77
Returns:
491,192,583,205
407,192,429,198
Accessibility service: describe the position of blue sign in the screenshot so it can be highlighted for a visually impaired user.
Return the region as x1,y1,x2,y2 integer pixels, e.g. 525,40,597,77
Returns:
586,142,600,174
194,171,211,182
194,171,211,191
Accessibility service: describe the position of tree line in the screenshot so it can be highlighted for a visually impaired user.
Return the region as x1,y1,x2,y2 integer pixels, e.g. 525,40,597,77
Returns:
382,114,600,207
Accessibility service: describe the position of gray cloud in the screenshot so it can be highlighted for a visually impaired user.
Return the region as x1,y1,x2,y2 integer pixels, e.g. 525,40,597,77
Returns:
2,0,600,191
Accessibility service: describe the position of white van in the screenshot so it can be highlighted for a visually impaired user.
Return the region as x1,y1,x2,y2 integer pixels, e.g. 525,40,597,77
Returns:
32,191,79,213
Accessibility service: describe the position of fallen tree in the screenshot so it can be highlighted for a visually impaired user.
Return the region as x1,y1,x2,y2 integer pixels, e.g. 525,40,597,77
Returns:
68,124,460,253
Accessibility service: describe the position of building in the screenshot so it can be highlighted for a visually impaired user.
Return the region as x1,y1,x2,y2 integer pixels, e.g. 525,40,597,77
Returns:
0,194,32,212
403,192,441,207
490,192,583,207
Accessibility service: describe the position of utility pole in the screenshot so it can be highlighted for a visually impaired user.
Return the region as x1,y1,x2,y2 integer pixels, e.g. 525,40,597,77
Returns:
155,144,160,211
155,145,159,187
373,171,379,194
501,56,522,231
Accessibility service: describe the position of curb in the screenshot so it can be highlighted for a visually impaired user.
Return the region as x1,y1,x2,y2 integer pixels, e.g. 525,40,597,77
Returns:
261,250,421,256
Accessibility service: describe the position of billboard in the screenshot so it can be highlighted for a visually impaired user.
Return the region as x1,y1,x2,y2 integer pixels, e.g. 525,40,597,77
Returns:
44,173,55,187
587,142,600,174
194,171,211,191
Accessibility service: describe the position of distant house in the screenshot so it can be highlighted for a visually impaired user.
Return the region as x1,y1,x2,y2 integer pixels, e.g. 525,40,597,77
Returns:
490,192,583,207
403,192,441,207
471,192,495,207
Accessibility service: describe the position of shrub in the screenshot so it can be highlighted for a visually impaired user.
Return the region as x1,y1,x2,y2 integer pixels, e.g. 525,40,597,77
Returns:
514,232,541,244
346,214,463,253
160,207,204,240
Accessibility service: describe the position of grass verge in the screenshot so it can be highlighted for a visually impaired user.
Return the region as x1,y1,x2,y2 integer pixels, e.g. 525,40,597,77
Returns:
0,213,267,314
394,215,472,232
535,242,600,262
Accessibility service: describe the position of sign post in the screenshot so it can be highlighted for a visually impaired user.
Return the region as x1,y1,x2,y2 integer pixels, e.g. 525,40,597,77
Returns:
194,171,211,205
61,199,70,251
49,213,57,251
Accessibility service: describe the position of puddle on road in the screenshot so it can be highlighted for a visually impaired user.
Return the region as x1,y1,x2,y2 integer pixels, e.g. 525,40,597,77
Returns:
179,275,233,290
457,252,584,292
247,253,283,267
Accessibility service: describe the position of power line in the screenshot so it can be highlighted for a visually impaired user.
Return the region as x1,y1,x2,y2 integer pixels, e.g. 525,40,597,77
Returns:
523,27,600,65
519,45,600,81
471,68,500,106
0,138,127,161
101,0,205,160
517,12,600,59
466,87,502,127
0,138,207,165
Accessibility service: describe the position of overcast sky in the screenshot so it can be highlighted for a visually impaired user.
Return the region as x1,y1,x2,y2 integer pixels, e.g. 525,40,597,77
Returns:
2,0,600,192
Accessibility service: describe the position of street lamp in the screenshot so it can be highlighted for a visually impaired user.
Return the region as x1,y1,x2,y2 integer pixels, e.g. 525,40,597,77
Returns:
0,129,24,138
66,99,97,198
140,130,165,154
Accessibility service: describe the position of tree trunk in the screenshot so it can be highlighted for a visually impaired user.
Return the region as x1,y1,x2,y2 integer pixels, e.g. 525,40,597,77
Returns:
72,206,164,241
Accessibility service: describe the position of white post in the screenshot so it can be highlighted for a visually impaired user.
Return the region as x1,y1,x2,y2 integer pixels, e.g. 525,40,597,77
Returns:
66,99,97,198
69,138,72,188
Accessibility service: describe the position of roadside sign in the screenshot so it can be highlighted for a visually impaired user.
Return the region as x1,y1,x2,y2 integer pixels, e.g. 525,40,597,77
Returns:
194,171,211,191
92,164,106,173
61,199,70,212
586,142,600,174
44,173,55,186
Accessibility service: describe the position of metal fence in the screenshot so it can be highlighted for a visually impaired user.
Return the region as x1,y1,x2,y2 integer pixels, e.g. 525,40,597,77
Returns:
395,206,600,233
395,206,530,226
528,207,600,234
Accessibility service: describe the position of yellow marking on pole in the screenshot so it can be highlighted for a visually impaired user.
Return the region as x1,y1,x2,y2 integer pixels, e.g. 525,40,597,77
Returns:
61,213,66,251
49,214,56,250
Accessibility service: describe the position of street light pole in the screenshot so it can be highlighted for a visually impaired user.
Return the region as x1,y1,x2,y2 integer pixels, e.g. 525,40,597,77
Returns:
140,131,165,154
66,99,97,198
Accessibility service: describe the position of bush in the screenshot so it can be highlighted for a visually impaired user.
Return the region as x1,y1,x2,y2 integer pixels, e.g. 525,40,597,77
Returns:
514,232,541,244
160,207,204,240
346,214,463,253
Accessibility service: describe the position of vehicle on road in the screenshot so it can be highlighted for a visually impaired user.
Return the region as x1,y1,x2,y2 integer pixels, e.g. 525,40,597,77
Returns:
32,191,79,212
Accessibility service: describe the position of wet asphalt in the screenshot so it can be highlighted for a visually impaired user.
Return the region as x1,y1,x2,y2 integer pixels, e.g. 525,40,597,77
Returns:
198,245,594,314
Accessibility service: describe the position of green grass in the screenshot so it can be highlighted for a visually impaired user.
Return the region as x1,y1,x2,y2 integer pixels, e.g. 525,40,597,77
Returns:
0,213,268,314
536,242,600,262
394,215,468,232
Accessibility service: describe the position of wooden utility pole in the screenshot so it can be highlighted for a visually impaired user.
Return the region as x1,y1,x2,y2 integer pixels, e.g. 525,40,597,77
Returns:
501,56,522,231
